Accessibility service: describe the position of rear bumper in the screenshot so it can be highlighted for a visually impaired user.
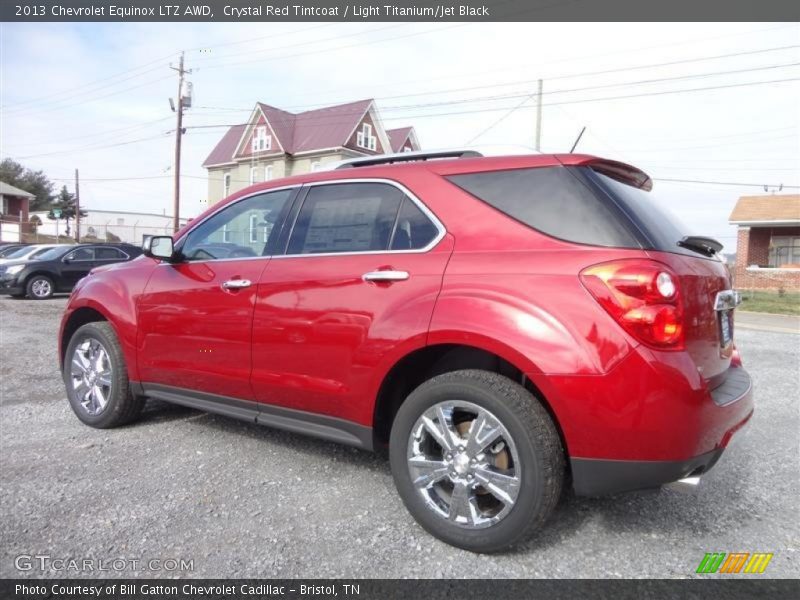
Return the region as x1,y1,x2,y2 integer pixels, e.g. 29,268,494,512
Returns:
571,448,725,496
536,347,754,496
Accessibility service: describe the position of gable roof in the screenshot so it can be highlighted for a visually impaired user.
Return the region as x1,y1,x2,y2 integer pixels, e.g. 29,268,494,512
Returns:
0,181,35,199
729,194,800,224
386,127,414,151
204,99,410,167
202,124,246,167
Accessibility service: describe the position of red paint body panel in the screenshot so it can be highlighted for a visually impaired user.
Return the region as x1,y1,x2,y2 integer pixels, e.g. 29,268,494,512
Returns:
61,153,754,474
251,235,454,425
136,259,269,399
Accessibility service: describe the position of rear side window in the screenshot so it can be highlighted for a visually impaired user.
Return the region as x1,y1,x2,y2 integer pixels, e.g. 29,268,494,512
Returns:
96,247,125,260
390,198,439,250
288,183,405,255
447,167,638,248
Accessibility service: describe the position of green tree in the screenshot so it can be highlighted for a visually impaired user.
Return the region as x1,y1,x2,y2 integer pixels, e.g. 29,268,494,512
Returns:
47,185,88,237
0,158,55,211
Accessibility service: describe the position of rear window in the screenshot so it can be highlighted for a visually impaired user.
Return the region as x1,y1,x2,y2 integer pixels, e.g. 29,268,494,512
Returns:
592,172,696,256
447,166,638,248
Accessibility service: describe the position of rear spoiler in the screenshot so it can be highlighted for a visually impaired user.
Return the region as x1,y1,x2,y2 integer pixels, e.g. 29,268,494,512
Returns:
585,158,653,192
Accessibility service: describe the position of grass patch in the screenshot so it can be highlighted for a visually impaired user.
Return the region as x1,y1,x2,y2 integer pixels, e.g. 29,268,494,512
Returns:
739,290,800,316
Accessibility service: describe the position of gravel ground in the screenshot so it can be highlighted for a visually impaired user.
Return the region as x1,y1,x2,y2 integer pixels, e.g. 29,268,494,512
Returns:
0,295,798,578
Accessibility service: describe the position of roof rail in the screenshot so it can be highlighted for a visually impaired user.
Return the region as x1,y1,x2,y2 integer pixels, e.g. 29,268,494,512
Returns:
332,149,483,170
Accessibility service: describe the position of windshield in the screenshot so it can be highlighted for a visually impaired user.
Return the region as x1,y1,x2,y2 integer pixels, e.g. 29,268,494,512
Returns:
4,246,36,259
28,246,68,261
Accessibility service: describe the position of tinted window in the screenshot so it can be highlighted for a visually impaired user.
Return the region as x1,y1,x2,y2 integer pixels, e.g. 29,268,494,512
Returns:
96,247,125,260
29,247,68,261
66,248,94,261
287,183,405,255
182,189,294,261
591,171,698,257
390,197,439,250
447,167,638,248
5,246,36,259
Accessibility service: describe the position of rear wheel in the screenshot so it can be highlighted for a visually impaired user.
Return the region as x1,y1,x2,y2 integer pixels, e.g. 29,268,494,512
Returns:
389,369,564,553
26,275,54,299
63,322,144,428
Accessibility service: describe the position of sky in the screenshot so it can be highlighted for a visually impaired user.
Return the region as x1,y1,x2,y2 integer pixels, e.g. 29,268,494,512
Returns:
1,21,799,251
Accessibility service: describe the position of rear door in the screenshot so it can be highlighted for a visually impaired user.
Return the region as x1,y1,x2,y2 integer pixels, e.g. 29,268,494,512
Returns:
251,180,453,425
137,188,296,400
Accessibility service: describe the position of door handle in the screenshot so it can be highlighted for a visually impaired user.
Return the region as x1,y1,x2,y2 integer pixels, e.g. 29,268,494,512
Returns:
362,270,409,283
222,279,252,290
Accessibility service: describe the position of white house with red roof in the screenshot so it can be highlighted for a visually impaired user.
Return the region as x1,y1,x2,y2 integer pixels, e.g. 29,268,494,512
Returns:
202,99,420,205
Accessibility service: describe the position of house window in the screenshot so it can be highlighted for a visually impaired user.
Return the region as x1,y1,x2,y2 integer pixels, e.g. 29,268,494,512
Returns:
265,165,273,181
310,161,322,172
249,214,259,243
403,145,413,153
356,122,377,151
252,126,271,152
222,223,231,243
223,172,231,197
250,166,258,185
769,236,800,267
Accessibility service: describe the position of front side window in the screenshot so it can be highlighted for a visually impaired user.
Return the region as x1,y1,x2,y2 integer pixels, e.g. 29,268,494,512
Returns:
66,247,94,261
181,189,294,261
286,183,431,255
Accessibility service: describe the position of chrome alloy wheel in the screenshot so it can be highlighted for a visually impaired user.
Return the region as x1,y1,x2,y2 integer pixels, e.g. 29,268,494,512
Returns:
70,338,113,416
30,278,51,298
406,400,521,529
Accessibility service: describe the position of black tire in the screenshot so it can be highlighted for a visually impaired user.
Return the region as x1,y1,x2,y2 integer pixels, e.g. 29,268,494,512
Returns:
389,369,564,553
63,322,144,428
26,275,54,299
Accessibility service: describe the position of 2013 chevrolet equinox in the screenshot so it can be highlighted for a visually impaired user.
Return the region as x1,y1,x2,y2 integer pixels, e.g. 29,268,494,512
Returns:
59,151,753,552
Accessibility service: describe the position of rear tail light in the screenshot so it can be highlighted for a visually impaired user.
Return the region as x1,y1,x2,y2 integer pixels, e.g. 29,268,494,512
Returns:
580,259,684,350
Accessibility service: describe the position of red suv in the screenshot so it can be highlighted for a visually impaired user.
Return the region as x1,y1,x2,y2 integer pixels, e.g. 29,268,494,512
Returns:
59,151,753,552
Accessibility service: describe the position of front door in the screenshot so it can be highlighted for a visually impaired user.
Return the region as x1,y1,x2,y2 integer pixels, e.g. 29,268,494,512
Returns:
60,246,98,289
137,188,297,400
251,180,453,426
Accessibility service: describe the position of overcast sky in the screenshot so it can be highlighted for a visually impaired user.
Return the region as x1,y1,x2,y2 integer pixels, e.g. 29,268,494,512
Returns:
1,22,798,251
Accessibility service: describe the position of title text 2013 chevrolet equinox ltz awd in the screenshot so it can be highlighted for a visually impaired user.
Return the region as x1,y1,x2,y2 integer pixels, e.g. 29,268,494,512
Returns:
59,151,753,552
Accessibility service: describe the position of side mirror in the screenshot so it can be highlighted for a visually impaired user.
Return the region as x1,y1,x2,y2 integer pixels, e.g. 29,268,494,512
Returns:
143,236,176,261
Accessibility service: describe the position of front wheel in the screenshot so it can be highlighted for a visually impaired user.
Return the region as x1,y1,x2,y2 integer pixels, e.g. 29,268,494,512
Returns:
26,275,54,299
389,370,564,553
63,322,144,428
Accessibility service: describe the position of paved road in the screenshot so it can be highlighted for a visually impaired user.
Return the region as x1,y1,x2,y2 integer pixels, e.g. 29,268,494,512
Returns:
0,296,797,578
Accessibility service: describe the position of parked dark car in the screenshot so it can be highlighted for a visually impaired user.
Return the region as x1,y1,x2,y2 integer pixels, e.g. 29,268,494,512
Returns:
0,243,142,299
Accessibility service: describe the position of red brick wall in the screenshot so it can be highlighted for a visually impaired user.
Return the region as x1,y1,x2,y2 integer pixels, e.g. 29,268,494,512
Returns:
733,225,800,290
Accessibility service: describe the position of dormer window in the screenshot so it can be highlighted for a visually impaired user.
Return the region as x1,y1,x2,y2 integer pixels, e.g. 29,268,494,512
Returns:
356,123,377,151
252,126,271,152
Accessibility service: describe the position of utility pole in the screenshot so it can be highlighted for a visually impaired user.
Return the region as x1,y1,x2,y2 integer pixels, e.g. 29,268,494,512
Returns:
170,52,191,233
534,79,543,152
74,168,80,242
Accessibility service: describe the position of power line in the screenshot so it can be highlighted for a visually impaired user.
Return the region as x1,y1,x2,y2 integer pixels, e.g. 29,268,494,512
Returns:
654,177,799,188
194,43,800,114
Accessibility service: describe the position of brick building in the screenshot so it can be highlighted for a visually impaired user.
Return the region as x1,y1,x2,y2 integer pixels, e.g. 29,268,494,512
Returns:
729,194,800,290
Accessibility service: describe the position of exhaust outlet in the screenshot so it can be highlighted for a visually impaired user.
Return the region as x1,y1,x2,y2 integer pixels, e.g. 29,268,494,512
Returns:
665,475,701,493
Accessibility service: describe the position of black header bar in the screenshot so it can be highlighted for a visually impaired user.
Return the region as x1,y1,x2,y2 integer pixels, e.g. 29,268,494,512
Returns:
2,0,799,22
